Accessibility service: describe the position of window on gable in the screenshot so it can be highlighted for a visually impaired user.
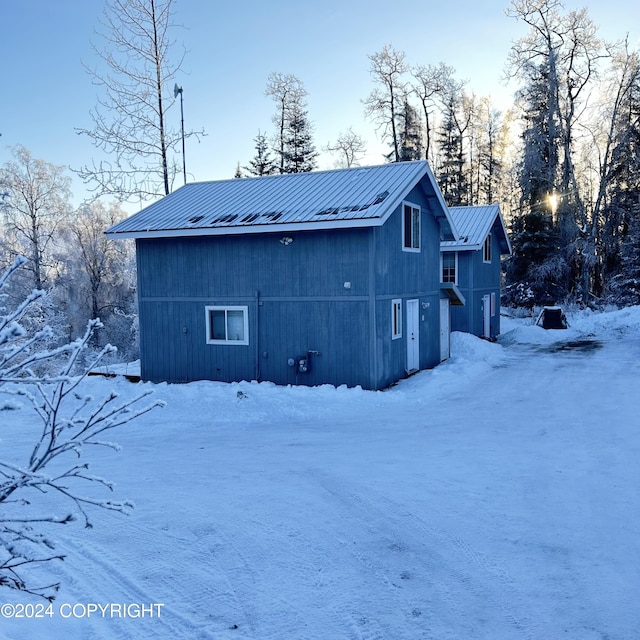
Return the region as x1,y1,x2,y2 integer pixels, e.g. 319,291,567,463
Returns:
441,251,457,284
403,203,420,251
206,306,249,345
483,233,492,263
392,299,402,339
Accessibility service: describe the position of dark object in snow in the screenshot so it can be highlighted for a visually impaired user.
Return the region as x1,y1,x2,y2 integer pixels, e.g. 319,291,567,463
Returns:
545,339,602,353
535,306,568,330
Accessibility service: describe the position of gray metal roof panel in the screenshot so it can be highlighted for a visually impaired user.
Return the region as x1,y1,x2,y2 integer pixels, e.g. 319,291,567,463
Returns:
441,204,511,254
106,161,441,238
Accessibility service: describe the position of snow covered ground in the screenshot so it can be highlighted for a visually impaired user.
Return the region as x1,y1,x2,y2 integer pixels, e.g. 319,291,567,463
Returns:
1,307,639,640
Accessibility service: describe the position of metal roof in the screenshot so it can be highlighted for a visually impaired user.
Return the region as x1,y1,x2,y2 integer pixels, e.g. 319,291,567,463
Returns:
441,204,511,254
106,161,456,239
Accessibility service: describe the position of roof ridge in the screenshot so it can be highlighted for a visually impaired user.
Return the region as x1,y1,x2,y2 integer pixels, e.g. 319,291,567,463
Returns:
181,160,430,189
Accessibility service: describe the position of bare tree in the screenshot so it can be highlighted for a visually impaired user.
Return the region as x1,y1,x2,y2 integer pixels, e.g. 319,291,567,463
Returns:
0,257,163,600
582,40,640,298
59,202,134,338
411,62,456,161
363,45,408,163
265,73,309,174
77,0,199,202
0,146,71,292
325,127,367,168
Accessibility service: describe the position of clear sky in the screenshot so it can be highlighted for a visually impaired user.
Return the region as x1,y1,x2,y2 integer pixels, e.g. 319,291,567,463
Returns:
1,0,638,207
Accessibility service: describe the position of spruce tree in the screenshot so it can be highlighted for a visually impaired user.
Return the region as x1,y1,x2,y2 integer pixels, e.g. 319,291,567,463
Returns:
392,97,423,162
505,60,565,305
601,63,640,293
266,73,317,174
282,107,317,174
436,95,467,206
610,205,640,305
244,131,277,177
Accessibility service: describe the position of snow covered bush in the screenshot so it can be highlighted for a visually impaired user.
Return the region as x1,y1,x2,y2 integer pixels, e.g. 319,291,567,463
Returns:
0,257,163,600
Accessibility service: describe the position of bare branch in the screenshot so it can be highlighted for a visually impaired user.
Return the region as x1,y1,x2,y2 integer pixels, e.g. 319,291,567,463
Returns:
0,258,163,600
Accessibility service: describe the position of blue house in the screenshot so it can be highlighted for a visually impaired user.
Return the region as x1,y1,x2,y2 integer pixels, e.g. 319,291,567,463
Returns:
440,204,511,340
106,161,463,390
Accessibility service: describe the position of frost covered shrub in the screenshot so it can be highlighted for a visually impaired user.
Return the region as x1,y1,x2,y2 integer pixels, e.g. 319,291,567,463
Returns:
501,282,536,310
0,257,163,600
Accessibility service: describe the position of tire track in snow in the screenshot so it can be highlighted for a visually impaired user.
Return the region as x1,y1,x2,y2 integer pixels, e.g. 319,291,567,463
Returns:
209,512,355,640
203,485,417,640
56,536,208,639
310,469,542,640
116,518,261,639
52,516,253,639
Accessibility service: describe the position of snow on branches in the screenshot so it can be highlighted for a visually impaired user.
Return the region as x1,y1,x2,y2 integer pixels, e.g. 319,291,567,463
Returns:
0,257,164,600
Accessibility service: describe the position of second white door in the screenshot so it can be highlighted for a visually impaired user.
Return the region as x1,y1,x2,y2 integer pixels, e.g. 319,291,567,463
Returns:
406,299,420,372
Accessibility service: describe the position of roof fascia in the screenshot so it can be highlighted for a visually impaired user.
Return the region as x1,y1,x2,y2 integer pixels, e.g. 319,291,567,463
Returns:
494,205,513,255
416,166,459,241
372,162,430,227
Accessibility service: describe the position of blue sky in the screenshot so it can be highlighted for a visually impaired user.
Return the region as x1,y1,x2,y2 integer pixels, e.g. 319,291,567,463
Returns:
1,0,638,206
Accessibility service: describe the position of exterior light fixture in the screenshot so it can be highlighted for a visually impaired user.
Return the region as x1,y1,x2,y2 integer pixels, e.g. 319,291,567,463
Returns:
280,236,294,246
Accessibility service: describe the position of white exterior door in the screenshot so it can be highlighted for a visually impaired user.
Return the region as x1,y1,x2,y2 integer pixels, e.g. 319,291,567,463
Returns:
482,294,491,339
406,299,420,372
439,298,450,361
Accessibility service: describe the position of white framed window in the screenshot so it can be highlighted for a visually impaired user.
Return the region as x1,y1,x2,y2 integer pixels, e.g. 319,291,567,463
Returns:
205,306,249,345
483,233,492,263
441,251,458,284
392,299,402,339
402,203,421,252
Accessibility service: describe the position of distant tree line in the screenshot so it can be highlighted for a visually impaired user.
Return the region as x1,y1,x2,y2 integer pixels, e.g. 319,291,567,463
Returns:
0,146,138,363
2,0,639,374
239,1,640,309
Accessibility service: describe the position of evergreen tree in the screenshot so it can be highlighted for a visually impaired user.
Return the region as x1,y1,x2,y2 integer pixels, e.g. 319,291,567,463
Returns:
436,92,468,205
477,99,504,205
505,206,563,305
266,73,316,174
600,50,640,294
391,97,423,162
244,131,277,176
611,205,640,304
505,59,566,305
507,0,602,302
518,61,561,214
282,106,317,173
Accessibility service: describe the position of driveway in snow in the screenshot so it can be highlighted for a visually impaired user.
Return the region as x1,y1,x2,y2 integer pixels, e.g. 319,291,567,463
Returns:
2,310,639,640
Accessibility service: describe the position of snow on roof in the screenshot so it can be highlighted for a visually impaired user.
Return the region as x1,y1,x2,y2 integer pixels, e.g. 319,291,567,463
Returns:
441,204,511,254
106,161,456,240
